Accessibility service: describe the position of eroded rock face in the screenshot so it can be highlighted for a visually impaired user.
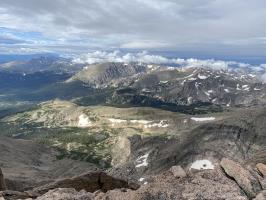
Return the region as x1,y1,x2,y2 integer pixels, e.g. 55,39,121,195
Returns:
32,171,137,195
220,158,261,198
0,168,7,191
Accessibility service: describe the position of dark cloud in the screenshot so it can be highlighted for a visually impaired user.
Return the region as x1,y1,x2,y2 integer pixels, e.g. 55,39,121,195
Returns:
0,0,266,55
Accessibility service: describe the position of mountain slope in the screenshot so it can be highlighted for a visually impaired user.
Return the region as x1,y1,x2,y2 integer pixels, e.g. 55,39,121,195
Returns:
0,136,97,191
0,56,84,74
67,62,147,87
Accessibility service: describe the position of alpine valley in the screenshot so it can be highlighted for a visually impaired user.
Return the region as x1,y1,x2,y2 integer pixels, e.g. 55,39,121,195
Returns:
0,56,266,200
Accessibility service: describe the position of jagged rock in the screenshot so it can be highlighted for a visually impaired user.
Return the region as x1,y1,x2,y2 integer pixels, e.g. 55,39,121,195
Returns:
95,167,248,200
0,168,6,191
0,190,35,200
169,165,187,178
253,190,266,200
35,188,94,200
32,171,137,195
256,163,266,177
220,158,261,198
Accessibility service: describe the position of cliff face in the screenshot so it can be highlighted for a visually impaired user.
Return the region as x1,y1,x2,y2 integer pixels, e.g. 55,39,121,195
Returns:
0,168,7,191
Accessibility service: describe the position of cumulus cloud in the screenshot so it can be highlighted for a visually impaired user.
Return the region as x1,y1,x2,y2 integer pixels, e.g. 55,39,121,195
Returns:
73,51,266,72
73,51,177,64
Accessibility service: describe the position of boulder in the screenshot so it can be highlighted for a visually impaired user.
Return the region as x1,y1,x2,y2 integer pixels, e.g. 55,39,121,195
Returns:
220,158,261,198
169,165,187,178
256,163,266,177
0,168,6,191
32,171,138,195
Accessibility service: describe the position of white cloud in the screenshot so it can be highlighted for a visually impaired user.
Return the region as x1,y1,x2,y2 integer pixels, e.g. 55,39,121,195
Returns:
73,51,266,73
73,51,184,65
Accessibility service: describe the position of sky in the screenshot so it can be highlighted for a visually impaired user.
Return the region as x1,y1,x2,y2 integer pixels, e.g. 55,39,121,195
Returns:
1,0,266,59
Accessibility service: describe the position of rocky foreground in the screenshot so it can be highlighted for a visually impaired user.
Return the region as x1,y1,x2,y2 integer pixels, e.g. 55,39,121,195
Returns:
0,158,265,200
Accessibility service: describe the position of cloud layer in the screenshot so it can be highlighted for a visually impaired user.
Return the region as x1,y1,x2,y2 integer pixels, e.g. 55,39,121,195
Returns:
1,0,266,55
73,51,266,73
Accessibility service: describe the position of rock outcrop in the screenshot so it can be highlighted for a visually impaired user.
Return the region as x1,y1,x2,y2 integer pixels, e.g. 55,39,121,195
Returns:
0,169,6,191
94,166,248,200
220,158,261,198
35,188,94,200
32,171,137,195
256,163,266,177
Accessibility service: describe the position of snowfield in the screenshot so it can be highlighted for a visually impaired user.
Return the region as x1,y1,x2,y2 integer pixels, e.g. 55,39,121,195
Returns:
191,117,216,122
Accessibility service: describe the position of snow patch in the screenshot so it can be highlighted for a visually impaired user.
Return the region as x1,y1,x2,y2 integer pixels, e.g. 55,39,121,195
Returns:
144,120,168,128
198,74,208,79
108,118,127,123
212,98,217,103
139,177,145,182
187,97,193,104
190,160,214,170
78,114,91,127
224,88,230,93
130,120,151,124
204,91,210,96
191,117,215,122
248,74,256,78
136,153,149,168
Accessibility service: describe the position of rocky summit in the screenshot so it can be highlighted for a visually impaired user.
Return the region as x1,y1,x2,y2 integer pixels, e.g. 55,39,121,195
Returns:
0,61,266,200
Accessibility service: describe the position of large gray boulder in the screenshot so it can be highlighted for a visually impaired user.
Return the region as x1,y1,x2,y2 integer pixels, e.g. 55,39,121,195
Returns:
169,165,187,178
220,158,261,198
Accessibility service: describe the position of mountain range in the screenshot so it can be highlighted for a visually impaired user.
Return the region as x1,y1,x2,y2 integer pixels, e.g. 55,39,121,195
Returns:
0,56,265,199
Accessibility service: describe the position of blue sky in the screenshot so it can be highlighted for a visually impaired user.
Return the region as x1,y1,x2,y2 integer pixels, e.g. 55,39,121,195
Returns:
0,0,266,61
